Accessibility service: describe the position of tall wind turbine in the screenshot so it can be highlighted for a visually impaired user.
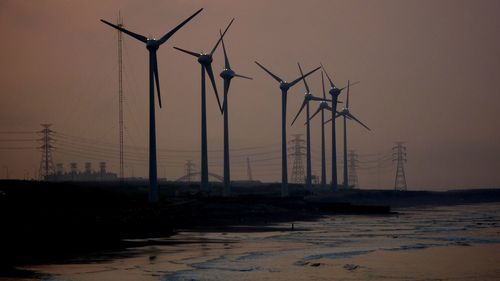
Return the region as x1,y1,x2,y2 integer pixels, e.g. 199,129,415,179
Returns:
255,62,320,197
319,64,358,190
290,64,329,189
100,8,203,202
327,80,370,189
173,19,234,192
219,30,252,197
308,71,336,188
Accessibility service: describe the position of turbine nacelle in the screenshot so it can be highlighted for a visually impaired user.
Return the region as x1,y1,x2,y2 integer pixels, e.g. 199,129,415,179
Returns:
329,87,341,97
197,54,213,65
146,39,160,51
279,81,290,90
304,92,313,101
320,101,329,109
220,68,235,80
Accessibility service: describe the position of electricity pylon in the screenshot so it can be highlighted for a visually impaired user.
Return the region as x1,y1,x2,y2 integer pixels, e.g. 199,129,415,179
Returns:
392,142,408,191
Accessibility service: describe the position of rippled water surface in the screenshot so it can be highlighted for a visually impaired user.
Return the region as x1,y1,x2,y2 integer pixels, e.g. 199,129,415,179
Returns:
24,203,500,280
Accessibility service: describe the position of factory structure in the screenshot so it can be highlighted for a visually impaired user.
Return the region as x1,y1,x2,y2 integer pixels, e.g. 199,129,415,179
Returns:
45,161,117,182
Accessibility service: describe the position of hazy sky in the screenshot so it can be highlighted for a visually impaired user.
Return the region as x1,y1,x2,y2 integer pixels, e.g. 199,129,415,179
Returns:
1,0,499,189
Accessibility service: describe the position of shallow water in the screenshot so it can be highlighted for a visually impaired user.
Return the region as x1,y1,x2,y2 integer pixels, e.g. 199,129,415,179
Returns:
22,203,500,280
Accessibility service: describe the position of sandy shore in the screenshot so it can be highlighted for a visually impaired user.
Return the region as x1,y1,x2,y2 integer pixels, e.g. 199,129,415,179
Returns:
13,239,500,281
291,244,500,281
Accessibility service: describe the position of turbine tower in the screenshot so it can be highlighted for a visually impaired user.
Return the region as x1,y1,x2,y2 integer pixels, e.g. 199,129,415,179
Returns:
101,8,204,202
290,64,329,189
328,81,370,189
255,62,320,197
173,19,234,193
116,12,124,184
308,72,336,188
218,29,252,197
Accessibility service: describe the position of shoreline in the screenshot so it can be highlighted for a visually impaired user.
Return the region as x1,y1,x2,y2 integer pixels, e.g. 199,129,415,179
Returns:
1,180,500,277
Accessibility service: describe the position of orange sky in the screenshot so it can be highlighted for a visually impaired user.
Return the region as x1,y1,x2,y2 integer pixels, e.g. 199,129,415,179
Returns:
0,0,499,189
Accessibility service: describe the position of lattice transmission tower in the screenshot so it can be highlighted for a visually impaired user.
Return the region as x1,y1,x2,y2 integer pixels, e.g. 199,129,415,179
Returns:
347,150,359,187
246,157,253,181
392,142,408,191
289,134,306,184
38,124,55,180
185,160,196,184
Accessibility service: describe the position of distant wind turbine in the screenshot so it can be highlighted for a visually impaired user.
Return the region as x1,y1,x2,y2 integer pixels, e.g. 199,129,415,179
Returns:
307,71,336,188
255,61,320,197
173,19,234,192
326,80,370,189
100,8,203,202
290,63,330,189
219,29,252,197
318,64,359,190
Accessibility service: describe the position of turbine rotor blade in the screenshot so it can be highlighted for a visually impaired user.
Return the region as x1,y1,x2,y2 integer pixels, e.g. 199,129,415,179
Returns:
321,71,326,99
291,100,307,126
210,18,234,56
340,81,360,91
347,112,371,131
297,62,310,93
346,79,350,108
288,66,320,88
219,29,231,70
234,73,253,80
320,63,336,89
100,19,147,43
158,8,204,45
310,95,331,102
205,63,223,113
152,52,162,108
324,118,332,125
309,107,322,121
173,46,201,58
254,61,283,83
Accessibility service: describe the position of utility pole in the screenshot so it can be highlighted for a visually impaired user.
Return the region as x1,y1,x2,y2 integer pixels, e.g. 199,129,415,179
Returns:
289,134,306,184
117,12,125,183
347,150,359,188
38,124,55,180
392,142,408,191
185,160,195,184
377,152,382,189
246,157,253,181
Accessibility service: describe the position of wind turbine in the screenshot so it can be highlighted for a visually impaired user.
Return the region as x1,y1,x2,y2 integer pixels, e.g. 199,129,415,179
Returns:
317,64,358,190
326,80,370,189
218,29,252,197
100,8,203,202
307,71,336,188
255,62,320,197
290,64,330,189
173,19,234,193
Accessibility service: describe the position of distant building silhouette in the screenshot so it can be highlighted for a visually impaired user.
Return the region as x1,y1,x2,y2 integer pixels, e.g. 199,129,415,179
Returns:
46,161,117,181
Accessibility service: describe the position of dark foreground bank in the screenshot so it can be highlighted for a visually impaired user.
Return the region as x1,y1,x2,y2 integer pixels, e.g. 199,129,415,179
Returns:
1,180,499,275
